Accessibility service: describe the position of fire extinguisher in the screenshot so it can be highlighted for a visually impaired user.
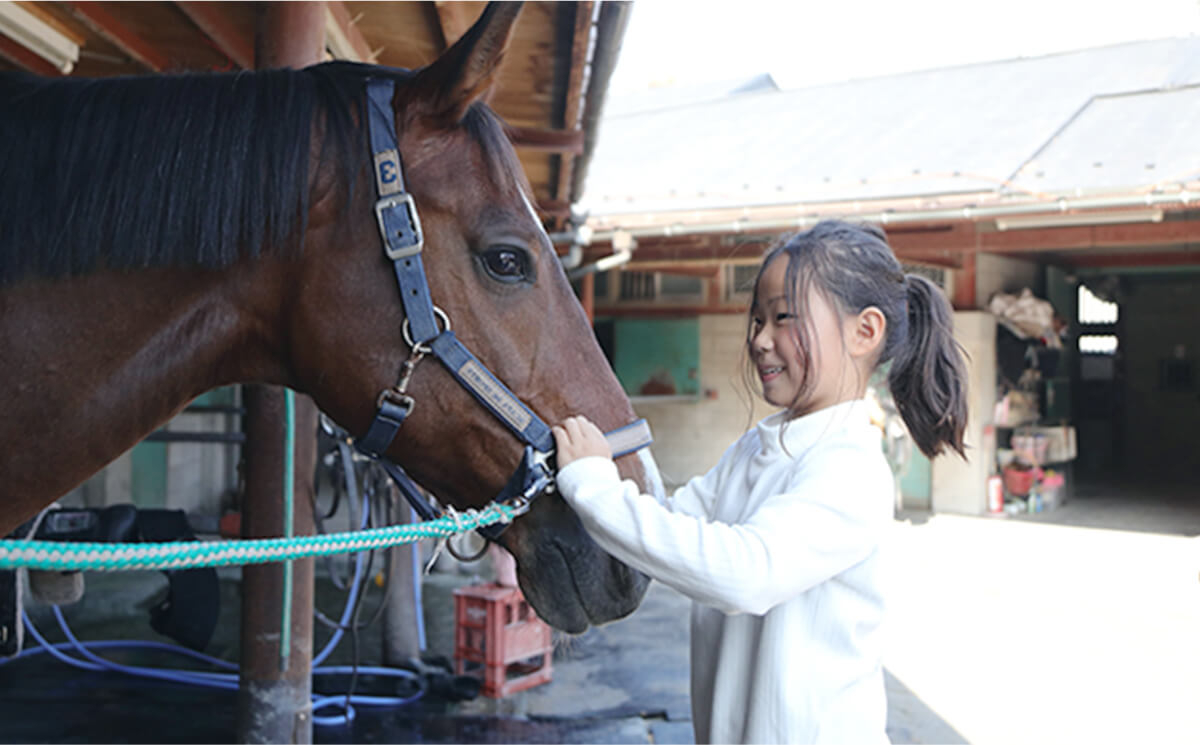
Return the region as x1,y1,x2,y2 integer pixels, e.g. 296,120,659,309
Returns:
987,474,1004,513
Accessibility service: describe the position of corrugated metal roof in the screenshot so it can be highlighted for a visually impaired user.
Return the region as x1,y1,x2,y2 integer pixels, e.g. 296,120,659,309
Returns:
1011,84,1200,193
583,38,1200,216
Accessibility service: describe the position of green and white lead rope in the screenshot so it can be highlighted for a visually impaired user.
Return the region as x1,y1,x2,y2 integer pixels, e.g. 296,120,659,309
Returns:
0,503,514,573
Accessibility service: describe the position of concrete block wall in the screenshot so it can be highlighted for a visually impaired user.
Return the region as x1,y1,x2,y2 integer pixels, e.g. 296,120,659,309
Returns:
976,254,1042,308
162,411,238,514
61,407,239,517
931,311,997,515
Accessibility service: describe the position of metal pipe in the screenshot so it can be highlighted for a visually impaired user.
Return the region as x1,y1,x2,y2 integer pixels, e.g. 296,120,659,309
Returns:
571,189,1199,245
567,248,631,279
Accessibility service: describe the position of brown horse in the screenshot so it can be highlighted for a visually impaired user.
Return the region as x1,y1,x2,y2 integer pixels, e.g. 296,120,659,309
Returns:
0,3,657,633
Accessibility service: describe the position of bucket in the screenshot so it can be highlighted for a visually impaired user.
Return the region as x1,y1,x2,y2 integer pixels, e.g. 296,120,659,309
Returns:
1003,464,1036,497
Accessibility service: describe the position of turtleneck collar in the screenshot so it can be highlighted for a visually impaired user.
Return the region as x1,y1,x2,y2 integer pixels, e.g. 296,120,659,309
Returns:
756,399,871,457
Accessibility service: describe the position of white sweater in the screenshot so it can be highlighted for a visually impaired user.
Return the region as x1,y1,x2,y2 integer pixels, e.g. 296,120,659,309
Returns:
556,400,894,744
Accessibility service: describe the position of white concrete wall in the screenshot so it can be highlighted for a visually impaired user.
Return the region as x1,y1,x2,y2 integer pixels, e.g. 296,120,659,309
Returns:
633,314,775,489
61,450,133,509
164,411,237,514
62,410,238,515
931,311,997,515
976,254,1041,309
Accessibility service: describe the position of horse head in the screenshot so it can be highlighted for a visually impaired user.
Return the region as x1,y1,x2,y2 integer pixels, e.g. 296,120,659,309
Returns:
289,3,660,633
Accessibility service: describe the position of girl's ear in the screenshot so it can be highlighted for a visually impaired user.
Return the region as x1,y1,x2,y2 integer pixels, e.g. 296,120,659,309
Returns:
847,306,887,359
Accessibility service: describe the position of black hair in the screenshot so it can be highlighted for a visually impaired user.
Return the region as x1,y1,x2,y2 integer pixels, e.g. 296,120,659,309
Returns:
0,61,524,286
745,220,968,458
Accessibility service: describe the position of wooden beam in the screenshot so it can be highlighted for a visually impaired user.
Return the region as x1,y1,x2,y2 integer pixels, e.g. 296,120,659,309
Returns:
886,223,979,255
0,34,61,75
175,1,255,70
67,2,170,72
889,219,1200,256
324,1,371,62
554,1,594,204
1056,251,1200,268
508,125,586,155
432,0,476,50
632,264,721,278
981,220,1200,253
595,304,749,318
592,240,768,264
535,199,572,219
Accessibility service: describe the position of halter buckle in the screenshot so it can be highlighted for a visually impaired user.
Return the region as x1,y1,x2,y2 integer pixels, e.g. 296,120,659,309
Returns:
375,193,424,259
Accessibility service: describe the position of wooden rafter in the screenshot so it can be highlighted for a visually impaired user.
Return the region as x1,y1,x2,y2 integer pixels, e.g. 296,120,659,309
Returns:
535,199,572,219
432,0,475,50
507,125,585,154
67,1,170,72
325,2,371,62
174,1,254,70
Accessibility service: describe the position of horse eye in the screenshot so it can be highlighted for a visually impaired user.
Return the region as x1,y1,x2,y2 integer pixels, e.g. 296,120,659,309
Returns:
482,247,528,282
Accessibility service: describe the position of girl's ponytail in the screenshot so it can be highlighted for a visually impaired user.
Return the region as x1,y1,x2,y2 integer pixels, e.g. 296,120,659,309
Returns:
887,274,968,458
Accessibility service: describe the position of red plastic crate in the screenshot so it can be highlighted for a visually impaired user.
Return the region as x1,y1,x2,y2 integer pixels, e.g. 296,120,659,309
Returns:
453,583,553,697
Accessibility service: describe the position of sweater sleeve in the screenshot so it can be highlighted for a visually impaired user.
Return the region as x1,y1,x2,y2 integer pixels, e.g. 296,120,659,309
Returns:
555,446,892,616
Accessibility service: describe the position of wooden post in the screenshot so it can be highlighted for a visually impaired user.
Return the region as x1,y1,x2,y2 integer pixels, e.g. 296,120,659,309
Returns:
953,252,978,310
237,4,326,743
237,387,318,744
581,272,595,323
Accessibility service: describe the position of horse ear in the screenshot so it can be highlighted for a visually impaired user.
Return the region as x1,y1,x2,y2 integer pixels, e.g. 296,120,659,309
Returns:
412,1,523,124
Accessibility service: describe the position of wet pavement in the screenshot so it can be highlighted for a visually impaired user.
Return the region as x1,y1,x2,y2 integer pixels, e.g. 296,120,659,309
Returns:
0,556,962,744
4,482,1195,744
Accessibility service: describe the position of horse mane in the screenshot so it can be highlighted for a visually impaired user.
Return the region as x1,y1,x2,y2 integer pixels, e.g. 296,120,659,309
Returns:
0,61,525,286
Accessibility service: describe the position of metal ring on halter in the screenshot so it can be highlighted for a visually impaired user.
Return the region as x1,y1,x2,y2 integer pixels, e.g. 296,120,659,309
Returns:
401,306,451,353
446,530,490,562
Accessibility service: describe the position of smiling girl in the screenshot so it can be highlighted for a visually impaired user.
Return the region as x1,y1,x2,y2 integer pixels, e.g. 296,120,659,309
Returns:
552,220,968,744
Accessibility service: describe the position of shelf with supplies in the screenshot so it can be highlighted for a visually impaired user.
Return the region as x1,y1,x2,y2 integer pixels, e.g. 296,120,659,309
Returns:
991,389,1077,514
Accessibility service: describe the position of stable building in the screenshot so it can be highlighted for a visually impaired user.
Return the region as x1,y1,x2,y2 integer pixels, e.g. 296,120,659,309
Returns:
568,37,1200,516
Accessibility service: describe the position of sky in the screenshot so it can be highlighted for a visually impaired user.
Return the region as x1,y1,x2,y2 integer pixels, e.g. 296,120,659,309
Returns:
608,0,1200,93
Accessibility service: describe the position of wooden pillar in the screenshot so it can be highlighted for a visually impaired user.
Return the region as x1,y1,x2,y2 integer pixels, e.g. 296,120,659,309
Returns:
238,4,326,743
237,387,318,744
580,272,595,323
953,252,977,310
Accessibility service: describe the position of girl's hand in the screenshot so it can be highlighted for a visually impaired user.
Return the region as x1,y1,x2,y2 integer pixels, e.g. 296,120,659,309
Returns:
552,415,612,467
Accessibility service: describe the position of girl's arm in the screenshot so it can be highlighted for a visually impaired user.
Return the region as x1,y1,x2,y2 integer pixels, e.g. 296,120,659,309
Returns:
553,419,891,616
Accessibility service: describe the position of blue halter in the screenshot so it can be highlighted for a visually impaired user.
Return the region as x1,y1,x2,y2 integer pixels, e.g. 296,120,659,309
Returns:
354,76,651,541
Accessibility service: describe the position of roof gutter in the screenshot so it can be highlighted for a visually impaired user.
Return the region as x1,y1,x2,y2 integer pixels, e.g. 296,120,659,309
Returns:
564,188,1199,245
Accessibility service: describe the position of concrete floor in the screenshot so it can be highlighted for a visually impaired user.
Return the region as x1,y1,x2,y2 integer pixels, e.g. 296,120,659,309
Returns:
2,481,1196,743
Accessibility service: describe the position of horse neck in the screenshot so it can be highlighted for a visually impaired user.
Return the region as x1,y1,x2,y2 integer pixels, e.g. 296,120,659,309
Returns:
0,259,293,522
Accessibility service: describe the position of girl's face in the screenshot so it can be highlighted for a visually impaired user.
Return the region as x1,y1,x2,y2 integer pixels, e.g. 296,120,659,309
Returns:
749,256,852,415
